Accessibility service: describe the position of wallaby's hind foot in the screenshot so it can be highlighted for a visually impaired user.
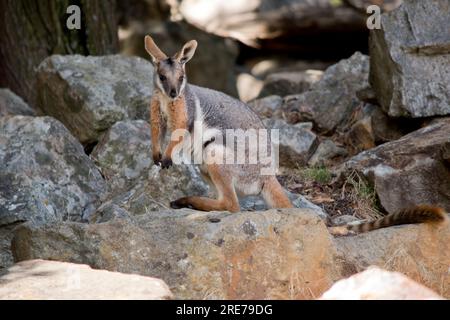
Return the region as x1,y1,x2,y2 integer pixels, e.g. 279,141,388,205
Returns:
170,196,239,212
262,176,293,209
170,164,240,213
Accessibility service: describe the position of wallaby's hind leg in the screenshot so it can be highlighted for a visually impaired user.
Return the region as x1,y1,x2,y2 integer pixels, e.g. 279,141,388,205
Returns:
170,164,240,212
262,176,293,209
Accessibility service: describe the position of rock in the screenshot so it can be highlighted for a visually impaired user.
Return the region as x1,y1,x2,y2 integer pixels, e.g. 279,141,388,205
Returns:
248,95,283,119
335,220,450,298
36,55,154,144
0,259,173,300
263,118,319,167
240,191,328,220
369,0,450,117
259,70,323,98
99,164,210,214
91,120,152,194
120,20,238,97
0,224,17,275
282,52,369,133
12,208,341,299
345,104,410,151
331,215,359,226
236,73,264,102
0,116,106,225
343,118,450,214
345,117,376,152
0,89,35,117
12,208,450,299
320,266,444,300
308,139,348,167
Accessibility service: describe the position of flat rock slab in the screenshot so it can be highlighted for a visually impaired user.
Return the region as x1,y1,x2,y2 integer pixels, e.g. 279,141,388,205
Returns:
0,259,173,300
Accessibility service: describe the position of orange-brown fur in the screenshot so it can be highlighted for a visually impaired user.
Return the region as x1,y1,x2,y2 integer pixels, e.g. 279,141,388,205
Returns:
162,96,188,161
262,176,294,209
150,96,162,163
329,205,447,236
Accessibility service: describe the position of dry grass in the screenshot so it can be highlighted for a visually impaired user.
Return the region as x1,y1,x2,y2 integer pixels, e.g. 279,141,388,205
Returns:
280,166,384,222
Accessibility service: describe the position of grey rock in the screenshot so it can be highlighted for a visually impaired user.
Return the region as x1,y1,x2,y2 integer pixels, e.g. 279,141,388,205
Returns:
91,120,152,194
259,70,323,98
282,52,369,133
248,95,283,119
36,55,154,144
308,139,348,167
0,89,35,117
343,118,450,214
263,118,319,167
369,0,450,117
0,116,106,226
0,224,17,275
240,191,328,219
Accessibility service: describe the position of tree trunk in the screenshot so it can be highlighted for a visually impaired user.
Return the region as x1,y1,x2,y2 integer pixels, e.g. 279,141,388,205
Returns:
0,0,119,109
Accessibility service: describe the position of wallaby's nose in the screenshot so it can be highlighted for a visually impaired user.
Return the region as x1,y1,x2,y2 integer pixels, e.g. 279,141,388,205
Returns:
169,89,177,98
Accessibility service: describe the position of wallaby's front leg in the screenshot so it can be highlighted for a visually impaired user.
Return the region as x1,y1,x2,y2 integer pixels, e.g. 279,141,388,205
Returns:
150,97,163,166
161,97,188,169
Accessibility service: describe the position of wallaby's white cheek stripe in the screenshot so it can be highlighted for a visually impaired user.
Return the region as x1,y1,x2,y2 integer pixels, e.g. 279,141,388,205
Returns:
155,76,164,93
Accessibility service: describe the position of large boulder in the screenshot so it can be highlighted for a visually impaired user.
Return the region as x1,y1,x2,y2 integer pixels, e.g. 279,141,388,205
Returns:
0,89,35,117
36,55,154,144
11,208,450,299
0,116,106,225
12,208,340,299
320,266,444,300
0,260,173,300
281,52,369,133
343,118,450,214
369,0,450,117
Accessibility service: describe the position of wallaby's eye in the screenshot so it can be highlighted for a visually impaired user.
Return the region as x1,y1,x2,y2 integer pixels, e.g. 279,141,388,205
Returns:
179,75,184,82
159,75,166,81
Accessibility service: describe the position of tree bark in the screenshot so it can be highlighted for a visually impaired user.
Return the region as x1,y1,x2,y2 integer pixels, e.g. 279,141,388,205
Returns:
0,0,119,109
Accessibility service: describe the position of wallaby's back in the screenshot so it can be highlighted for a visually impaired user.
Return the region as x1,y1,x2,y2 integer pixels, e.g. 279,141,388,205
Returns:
184,84,265,132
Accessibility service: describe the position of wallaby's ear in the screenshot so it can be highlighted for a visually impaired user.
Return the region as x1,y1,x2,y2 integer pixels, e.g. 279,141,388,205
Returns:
144,35,167,64
174,40,198,64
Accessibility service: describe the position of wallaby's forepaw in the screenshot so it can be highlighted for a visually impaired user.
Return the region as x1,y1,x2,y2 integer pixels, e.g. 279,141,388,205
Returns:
153,152,162,166
161,158,173,169
170,198,193,209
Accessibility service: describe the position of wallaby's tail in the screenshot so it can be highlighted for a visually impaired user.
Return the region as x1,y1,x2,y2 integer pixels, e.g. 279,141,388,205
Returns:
330,205,447,236
262,176,293,209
